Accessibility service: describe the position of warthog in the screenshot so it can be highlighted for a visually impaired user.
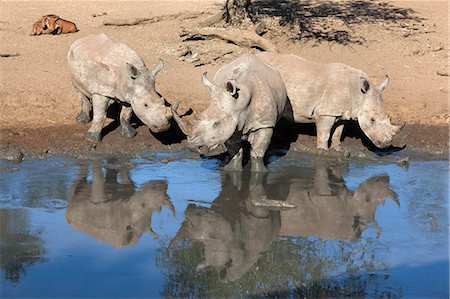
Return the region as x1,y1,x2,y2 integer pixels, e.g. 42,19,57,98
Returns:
172,54,287,171
257,52,404,150
67,33,172,141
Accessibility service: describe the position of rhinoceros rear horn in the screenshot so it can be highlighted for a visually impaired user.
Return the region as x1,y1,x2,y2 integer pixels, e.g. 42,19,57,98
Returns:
202,72,215,92
151,59,164,78
377,75,389,93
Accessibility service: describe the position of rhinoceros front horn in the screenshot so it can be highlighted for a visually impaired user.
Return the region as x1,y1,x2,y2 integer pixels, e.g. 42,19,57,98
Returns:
171,100,193,136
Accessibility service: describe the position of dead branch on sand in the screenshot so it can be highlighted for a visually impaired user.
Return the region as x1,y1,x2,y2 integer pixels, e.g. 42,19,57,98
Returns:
0,53,20,58
103,11,209,26
180,27,277,52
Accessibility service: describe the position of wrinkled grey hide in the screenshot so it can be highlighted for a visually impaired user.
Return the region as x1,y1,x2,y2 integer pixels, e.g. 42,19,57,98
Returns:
257,52,403,150
172,54,288,172
168,161,397,282
67,33,172,141
65,159,174,249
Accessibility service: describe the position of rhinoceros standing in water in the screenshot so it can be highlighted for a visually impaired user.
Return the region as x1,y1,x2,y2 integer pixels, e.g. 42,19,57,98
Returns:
67,33,172,141
172,54,288,172
257,52,403,150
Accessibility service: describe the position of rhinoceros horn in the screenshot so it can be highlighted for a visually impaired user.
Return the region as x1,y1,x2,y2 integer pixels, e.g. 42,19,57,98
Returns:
202,72,215,91
151,59,165,78
377,75,389,93
171,100,193,136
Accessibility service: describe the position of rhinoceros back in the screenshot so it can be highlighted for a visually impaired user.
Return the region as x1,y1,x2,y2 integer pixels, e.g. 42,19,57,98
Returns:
67,33,148,100
258,52,363,122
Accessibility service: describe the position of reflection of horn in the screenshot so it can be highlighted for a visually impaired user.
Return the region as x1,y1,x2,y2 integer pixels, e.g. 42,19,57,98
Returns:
166,224,188,255
149,226,159,240
151,59,165,77
202,72,215,92
378,75,389,93
171,100,193,136
388,189,400,207
164,197,176,217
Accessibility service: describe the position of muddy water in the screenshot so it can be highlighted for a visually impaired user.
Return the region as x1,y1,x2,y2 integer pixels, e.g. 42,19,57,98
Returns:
0,152,448,298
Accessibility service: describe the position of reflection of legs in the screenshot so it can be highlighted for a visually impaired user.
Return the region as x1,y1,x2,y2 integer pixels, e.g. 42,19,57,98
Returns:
120,106,136,138
76,91,92,124
224,148,243,171
315,116,336,150
313,162,333,196
330,123,344,151
248,128,272,172
87,94,109,141
119,161,133,185
91,160,105,203
248,171,297,209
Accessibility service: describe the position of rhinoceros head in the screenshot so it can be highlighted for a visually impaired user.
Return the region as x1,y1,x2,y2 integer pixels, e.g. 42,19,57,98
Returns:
173,70,250,155
126,60,172,133
356,76,404,148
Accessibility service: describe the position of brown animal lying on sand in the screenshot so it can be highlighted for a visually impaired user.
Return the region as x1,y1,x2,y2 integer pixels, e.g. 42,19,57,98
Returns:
29,14,78,35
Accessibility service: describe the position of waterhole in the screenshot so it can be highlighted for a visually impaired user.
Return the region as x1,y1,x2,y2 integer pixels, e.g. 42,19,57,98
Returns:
0,152,448,298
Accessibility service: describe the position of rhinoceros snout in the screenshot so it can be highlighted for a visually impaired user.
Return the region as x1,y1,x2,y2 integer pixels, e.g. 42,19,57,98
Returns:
186,141,208,155
195,145,209,155
149,122,170,133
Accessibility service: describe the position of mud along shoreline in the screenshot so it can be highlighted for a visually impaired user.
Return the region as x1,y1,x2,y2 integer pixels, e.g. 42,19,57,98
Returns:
0,122,448,162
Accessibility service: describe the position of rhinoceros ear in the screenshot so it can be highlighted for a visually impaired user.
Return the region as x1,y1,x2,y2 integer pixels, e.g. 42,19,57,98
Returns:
202,72,215,92
377,75,389,93
126,63,141,80
360,77,370,94
151,59,164,78
225,80,238,99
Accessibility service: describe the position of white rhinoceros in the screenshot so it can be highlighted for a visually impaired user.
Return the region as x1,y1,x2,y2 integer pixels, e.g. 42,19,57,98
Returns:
257,52,403,150
67,33,172,141
172,54,288,172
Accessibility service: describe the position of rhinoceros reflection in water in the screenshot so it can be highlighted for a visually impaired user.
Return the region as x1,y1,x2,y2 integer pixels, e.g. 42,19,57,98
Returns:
169,161,398,282
271,161,399,240
66,159,174,249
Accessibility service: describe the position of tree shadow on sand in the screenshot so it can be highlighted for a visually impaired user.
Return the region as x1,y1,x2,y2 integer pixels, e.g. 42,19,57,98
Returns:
252,0,424,45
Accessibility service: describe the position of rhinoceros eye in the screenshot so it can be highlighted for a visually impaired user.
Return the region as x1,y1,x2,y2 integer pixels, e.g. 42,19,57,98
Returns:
213,121,220,128
370,117,375,123
144,103,148,107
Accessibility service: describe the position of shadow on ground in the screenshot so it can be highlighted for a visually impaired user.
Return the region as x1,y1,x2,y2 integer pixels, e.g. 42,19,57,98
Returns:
253,0,424,44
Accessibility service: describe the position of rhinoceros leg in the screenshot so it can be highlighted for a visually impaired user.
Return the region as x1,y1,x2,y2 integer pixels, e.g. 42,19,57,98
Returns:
75,91,92,124
330,123,344,151
248,128,272,172
87,94,109,141
315,116,336,150
120,106,136,138
224,148,243,171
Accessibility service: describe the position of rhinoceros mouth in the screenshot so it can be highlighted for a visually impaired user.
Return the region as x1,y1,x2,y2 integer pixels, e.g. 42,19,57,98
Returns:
149,122,170,133
189,143,226,156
